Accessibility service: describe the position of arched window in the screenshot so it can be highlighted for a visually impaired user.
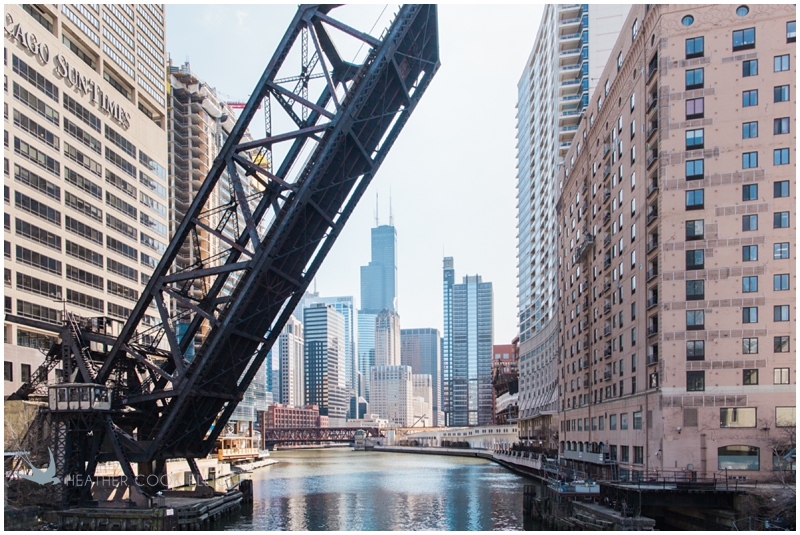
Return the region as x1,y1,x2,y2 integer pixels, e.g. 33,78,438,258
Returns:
718,445,760,470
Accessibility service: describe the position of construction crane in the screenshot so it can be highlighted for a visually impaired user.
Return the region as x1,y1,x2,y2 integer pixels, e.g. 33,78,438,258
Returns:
8,4,439,506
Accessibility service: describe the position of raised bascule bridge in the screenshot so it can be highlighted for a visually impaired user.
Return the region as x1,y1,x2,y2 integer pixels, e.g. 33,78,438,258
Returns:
7,4,439,507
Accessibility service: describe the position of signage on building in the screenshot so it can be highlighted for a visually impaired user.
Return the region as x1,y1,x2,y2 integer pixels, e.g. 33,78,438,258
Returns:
5,12,132,130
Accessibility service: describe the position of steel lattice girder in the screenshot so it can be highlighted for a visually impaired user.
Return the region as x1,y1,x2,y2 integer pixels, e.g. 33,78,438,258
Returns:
261,427,383,445
73,4,441,463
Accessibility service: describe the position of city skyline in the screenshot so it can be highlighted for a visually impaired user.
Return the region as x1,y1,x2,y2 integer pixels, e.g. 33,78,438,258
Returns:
165,4,546,344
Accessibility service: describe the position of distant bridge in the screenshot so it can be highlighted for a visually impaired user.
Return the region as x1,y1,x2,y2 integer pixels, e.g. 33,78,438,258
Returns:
261,427,383,448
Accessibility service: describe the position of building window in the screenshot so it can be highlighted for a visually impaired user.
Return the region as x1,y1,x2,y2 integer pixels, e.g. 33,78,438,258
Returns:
774,211,790,228
742,184,758,201
686,250,704,270
774,305,790,322
686,98,704,119
742,307,758,324
732,27,755,51
773,148,790,166
686,219,704,240
742,276,758,293
742,59,758,77
788,21,796,42
620,413,628,430
742,121,758,139
687,371,705,392
4,362,11,382
774,243,789,259
686,189,704,210
633,411,642,430
774,368,790,385
686,129,704,150
743,369,759,385
774,54,790,72
686,280,704,300
774,181,789,197
774,274,789,291
617,52,622,70
685,68,704,90
742,337,758,354
742,152,758,169
742,245,758,262
736,5,750,16
685,159,704,180
610,414,617,430
718,445,759,470
742,214,758,231
687,340,705,361
776,408,795,431
682,15,694,26
632,19,639,41
774,336,789,353
774,118,790,135
686,310,704,330
774,85,790,102
742,89,758,107
685,36,704,59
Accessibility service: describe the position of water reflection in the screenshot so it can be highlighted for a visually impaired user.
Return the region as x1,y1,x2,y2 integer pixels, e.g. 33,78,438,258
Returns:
223,448,538,531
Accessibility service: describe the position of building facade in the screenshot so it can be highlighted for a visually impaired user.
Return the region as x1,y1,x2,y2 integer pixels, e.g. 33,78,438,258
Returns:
401,327,443,426
515,3,630,445
412,373,433,427
303,303,347,426
374,308,400,367
278,314,304,407
370,365,413,427
556,4,795,481
441,257,455,424
360,223,398,313
445,271,494,427
261,403,328,429
4,4,168,396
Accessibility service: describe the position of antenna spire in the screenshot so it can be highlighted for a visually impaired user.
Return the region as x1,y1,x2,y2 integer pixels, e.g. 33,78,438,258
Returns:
389,187,394,226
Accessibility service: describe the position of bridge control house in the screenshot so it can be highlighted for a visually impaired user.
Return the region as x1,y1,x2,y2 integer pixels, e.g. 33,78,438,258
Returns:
4,4,169,396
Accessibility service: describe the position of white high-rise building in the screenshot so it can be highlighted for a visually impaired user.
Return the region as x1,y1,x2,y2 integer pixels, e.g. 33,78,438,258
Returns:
278,314,304,407
304,303,347,427
515,4,630,444
370,365,413,427
374,309,400,367
412,374,433,427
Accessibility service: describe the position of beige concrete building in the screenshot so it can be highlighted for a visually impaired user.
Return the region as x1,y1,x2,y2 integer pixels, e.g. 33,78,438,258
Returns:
556,4,795,481
4,4,168,396
370,365,413,427
374,308,400,367
412,373,433,427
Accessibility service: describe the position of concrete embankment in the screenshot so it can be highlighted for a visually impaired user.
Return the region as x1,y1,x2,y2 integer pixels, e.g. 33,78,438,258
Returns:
374,445,494,460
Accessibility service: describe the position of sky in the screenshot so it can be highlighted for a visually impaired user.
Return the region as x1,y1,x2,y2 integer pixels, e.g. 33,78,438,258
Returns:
166,4,544,344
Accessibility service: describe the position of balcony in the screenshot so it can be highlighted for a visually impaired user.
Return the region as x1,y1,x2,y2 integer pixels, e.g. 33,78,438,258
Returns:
647,94,658,113
560,109,581,119
603,165,611,178
647,122,658,140
603,371,612,381
647,349,659,366
602,280,611,293
560,63,581,72
603,234,611,247
560,125,579,134
603,302,611,314
647,180,658,197
604,325,612,337
647,325,659,337
603,254,611,268
646,238,658,254
560,78,581,88
602,212,611,226
647,295,658,309
604,346,612,358
603,143,611,157
559,48,581,57
646,150,658,169
602,188,611,203
647,210,658,225
560,32,581,42
646,267,658,281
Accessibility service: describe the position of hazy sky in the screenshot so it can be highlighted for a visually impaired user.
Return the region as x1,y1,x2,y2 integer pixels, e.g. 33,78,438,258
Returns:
166,4,544,344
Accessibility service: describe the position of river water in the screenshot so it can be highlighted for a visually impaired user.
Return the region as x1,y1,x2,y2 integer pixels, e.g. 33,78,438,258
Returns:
222,448,539,531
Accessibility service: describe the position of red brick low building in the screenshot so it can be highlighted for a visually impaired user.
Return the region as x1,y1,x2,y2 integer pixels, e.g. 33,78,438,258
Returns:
260,404,329,429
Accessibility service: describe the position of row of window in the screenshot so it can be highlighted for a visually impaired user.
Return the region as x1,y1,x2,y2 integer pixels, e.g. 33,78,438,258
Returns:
685,336,790,360
685,243,791,271
687,368,789,392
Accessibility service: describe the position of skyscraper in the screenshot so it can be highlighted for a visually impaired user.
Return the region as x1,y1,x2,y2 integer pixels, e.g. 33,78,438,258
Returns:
515,4,630,443
401,328,443,426
278,314,304,407
3,4,169,396
374,309,401,367
359,215,398,401
370,365,413,427
441,257,455,424
304,303,347,426
443,264,494,426
360,224,398,313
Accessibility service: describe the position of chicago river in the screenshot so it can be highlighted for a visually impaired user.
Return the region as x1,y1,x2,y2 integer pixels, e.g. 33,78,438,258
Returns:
223,449,539,530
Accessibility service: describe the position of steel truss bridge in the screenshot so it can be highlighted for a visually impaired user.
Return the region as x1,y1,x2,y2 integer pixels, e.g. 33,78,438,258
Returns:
9,4,439,506
262,427,383,448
